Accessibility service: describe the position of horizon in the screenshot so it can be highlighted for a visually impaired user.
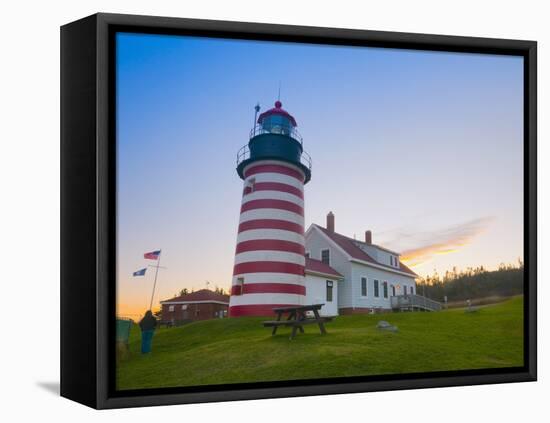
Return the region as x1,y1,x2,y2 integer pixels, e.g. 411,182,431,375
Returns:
116,33,523,318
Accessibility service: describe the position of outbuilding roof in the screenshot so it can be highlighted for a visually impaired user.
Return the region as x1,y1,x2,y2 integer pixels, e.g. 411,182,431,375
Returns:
312,224,418,277
305,257,343,279
161,289,230,304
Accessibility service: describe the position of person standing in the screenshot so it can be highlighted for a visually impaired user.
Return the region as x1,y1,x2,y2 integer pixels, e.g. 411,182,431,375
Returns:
139,310,157,354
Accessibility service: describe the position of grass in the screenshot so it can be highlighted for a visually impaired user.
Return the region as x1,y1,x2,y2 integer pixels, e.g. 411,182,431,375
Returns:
116,296,524,390
445,294,523,309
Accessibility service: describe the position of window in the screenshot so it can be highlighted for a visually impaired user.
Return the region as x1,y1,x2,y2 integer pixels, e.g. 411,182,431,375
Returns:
181,304,188,310
390,256,394,266
326,280,333,302
361,277,367,297
168,305,174,312
383,281,388,298
243,178,255,195
305,251,310,258
234,277,244,295
321,249,330,265
391,285,396,296
374,280,379,297
403,285,408,295
410,286,414,295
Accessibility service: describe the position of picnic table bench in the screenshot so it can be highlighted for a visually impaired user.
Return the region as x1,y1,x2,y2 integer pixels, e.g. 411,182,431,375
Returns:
263,304,333,340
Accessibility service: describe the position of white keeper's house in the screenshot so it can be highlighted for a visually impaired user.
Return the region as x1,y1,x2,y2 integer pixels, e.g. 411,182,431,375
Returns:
304,212,418,314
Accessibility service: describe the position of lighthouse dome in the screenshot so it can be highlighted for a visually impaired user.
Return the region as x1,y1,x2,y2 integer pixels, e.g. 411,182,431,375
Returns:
257,101,297,135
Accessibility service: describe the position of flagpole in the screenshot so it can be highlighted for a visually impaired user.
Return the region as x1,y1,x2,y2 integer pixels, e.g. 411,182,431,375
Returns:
149,250,162,311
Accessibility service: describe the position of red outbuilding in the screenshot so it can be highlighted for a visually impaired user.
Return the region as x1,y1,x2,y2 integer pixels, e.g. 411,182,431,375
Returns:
160,289,229,324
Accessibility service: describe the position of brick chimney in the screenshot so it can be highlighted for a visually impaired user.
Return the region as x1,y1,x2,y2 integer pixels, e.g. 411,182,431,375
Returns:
365,230,372,245
326,212,335,232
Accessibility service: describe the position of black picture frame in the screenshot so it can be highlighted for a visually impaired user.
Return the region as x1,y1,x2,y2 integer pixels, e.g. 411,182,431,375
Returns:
60,12,537,409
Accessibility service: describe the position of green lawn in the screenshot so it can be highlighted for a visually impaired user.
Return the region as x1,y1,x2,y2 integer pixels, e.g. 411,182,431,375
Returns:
117,296,524,390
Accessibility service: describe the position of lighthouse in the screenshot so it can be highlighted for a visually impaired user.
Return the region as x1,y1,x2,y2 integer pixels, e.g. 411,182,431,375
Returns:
229,101,312,317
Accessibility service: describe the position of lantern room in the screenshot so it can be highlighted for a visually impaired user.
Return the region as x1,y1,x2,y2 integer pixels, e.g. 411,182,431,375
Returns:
257,100,298,137
236,100,312,184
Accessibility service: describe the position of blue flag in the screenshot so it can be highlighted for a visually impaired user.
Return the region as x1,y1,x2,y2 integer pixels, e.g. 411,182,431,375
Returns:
133,268,147,277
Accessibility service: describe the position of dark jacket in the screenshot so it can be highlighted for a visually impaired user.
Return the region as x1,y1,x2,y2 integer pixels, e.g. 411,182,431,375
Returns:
139,313,157,332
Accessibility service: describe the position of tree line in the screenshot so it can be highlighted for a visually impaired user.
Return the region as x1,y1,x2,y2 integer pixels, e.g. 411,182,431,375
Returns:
416,260,524,302
174,286,228,297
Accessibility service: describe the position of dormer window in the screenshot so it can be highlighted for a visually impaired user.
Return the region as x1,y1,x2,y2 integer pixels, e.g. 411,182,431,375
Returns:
321,249,330,265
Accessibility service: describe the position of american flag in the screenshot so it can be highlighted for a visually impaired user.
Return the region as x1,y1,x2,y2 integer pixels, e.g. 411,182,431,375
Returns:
144,250,161,260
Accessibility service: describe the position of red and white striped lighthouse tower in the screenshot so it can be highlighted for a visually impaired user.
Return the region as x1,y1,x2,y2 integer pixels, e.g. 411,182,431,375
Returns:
229,101,312,317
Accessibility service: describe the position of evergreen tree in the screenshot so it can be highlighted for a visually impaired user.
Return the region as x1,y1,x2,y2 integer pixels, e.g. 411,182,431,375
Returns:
415,261,524,302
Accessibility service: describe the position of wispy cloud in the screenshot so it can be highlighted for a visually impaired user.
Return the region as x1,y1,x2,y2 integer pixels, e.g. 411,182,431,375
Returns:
383,217,495,268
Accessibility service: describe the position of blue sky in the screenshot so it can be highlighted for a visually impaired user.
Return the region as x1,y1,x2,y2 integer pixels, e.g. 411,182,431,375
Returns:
116,32,523,317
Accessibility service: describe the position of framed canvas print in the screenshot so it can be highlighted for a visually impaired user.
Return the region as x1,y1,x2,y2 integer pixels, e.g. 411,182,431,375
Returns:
60,13,537,409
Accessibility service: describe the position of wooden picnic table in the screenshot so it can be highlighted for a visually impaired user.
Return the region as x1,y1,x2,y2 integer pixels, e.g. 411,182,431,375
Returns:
263,304,332,340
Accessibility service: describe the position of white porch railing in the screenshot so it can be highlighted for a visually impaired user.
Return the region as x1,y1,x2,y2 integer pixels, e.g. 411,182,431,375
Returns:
390,294,442,311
